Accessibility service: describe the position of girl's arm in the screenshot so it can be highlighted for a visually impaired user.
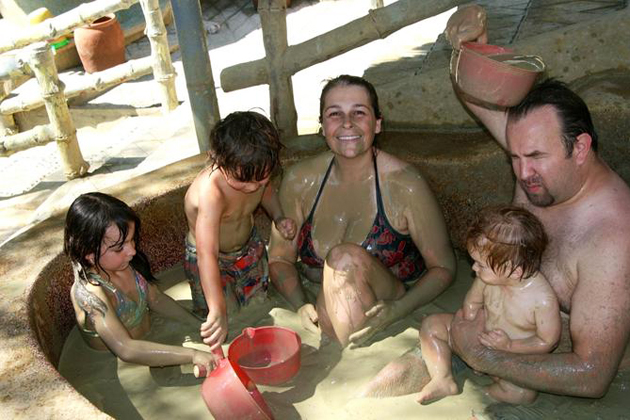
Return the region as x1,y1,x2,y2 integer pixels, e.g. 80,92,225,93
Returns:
146,283,201,329
77,284,217,369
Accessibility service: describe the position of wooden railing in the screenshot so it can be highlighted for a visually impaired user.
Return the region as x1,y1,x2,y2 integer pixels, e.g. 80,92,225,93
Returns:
0,0,176,179
221,0,465,138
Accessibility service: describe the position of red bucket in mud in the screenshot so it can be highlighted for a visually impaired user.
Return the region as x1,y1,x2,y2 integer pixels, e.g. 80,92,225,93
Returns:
228,326,302,386
200,358,274,420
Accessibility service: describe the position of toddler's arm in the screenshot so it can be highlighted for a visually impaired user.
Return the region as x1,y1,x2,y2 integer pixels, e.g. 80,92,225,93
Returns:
462,277,485,320
480,290,561,354
261,180,297,240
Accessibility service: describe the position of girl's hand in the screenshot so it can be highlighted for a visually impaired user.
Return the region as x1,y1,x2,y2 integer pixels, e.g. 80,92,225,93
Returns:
478,328,511,351
192,349,221,377
298,303,319,334
274,217,297,240
200,310,228,351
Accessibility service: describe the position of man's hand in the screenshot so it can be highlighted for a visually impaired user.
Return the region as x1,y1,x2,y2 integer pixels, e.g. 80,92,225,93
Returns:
450,308,488,370
445,4,488,50
298,303,319,334
479,328,511,351
201,309,228,350
275,217,297,240
348,300,399,348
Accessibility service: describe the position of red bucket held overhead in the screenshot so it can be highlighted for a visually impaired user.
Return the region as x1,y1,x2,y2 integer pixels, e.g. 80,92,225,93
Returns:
452,42,545,107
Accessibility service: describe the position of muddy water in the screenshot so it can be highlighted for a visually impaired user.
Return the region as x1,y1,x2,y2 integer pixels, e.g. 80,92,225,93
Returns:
58,259,630,420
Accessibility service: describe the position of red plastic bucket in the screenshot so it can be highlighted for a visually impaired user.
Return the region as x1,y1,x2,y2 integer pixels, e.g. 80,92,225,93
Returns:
200,358,274,420
452,42,545,107
228,326,301,386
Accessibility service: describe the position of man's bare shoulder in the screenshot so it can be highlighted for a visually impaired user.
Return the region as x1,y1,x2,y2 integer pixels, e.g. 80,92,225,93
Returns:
583,171,630,240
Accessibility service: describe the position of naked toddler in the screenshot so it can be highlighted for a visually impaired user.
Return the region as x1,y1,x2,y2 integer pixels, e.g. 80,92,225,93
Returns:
417,205,561,405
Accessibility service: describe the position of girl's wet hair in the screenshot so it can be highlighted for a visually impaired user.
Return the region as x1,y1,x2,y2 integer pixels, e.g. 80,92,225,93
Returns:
466,205,547,279
207,111,282,182
64,192,154,281
319,74,382,122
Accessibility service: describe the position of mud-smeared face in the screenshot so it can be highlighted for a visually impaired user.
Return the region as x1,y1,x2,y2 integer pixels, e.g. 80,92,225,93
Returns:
92,222,137,274
507,106,580,207
321,85,382,159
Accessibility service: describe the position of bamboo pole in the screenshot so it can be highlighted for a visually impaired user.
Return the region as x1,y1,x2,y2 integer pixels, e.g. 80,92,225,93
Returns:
26,43,88,179
221,0,466,92
0,82,18,136
259,0,297,139
1,56,155,115
0,124,55,156
0,0,138,54
139,0,178,113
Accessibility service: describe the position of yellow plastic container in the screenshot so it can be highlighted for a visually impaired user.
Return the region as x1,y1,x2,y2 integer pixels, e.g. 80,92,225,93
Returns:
27,7,70,50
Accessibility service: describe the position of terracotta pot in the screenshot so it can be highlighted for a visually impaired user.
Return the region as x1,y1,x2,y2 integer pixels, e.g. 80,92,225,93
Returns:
74,14,125,73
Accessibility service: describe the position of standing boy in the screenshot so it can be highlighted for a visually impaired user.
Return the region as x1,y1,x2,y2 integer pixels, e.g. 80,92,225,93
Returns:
184,111,296,350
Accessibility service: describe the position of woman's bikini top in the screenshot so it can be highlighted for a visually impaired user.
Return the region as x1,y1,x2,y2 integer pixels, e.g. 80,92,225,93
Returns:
79,268,149,337
296,155,425,284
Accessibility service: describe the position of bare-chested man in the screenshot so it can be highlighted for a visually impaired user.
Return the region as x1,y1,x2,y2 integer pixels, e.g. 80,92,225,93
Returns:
364,5,630,399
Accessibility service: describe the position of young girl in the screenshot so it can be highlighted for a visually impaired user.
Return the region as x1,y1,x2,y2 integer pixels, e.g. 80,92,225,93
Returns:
64,192,218,371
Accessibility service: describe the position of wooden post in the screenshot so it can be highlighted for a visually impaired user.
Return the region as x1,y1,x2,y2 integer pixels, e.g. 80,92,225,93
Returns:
259,0,297,139
139,0,178,113
0,82,18,136
222,0,465,92
1,56,155,115
372,0,384,8
27,43,88,179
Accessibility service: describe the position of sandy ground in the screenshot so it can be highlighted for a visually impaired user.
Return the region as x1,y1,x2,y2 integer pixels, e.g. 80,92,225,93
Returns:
58,258,630,420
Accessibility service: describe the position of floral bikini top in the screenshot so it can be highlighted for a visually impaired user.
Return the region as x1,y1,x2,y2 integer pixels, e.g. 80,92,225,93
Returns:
297,155,425,284
79,268,149,337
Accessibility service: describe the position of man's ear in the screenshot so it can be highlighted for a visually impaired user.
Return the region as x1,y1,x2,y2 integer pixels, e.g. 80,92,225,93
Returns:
573,133,592,165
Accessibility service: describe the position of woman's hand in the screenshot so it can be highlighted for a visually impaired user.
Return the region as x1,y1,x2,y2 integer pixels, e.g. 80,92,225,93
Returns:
200,309,228,351
445,4,488,50
298,303,319,334
274,217,297,240
348,300,400,348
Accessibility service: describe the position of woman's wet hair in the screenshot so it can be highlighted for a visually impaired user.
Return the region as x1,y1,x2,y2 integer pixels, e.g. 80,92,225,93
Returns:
208,111,282,182
508,78,598,156
319,74,382,122
64,192,154,281
466,205,547,279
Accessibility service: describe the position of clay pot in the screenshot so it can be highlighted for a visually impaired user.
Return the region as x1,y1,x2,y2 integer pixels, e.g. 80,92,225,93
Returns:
74,14,125,73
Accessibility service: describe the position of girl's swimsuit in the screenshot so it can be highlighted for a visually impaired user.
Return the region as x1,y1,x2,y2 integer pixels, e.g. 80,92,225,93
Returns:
78,268,149,337
297,155,426,284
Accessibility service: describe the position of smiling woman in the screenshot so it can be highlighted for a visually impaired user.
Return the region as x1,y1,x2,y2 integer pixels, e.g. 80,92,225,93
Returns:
268,75,457,347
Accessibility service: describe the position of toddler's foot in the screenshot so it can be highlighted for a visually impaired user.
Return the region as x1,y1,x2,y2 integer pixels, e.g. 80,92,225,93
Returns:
416,377,459,405
484,382,537,405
